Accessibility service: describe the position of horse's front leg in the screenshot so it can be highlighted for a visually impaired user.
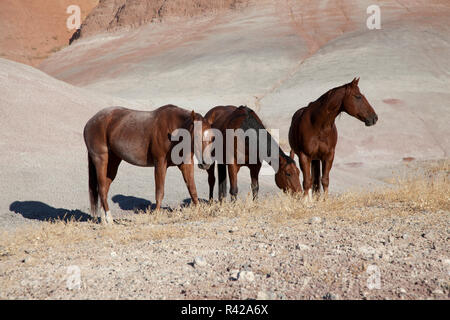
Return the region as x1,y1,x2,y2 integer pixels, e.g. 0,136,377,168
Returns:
154,158,168,210
207,162,216,201
179,163,199,206
249,163,262,200
321,152,335,199
299,152,313,203
228,163,240,201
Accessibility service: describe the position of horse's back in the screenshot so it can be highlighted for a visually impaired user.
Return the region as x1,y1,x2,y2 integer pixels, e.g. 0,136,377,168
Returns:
84,107,125,150
205,105,238,131
291,107,307,125
84,107,155,160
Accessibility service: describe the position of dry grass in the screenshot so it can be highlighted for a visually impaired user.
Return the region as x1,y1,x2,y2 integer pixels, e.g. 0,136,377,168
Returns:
1,161,448,260
142,160,449,224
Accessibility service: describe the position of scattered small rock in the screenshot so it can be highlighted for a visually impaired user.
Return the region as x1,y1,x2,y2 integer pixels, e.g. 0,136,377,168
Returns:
193,256,207,267
358,246,376,259
295,243,310,251
308,217,322,224
257,290,276,300
323,292,339,300
22,257,32,264
229,269,240,281
432,289,444,295
238,271,255,282
229,270,255,282
229,227,239,233
422,232,437,241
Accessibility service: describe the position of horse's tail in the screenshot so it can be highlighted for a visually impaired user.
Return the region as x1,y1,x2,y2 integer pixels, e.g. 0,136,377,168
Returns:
311,160,321,193
88,154,99,217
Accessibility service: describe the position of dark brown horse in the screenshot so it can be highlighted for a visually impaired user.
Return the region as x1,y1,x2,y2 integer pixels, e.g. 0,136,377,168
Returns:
204,105,301,201
83,105,213,224
289,78,378,201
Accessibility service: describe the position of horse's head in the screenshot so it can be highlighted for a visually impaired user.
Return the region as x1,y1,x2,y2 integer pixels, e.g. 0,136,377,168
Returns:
190,111,214,170
275,153,302,194
342,78,378,126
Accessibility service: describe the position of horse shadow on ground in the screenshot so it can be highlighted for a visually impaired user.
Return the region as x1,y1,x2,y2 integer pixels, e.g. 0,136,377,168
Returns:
112,194,168,212
9,196,211,223
112,195,209,213
9,201,91,222
181,198,210,207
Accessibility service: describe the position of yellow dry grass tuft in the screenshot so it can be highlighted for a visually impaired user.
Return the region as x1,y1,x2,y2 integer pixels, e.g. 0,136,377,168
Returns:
140,160,449,225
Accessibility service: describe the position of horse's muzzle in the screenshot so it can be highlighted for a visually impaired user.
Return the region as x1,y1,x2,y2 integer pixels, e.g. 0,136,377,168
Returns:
365,114,378,126
198,163,211,170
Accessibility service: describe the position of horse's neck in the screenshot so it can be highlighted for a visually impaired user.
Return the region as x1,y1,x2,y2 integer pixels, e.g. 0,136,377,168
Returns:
311,87,345,129
264,130,287,169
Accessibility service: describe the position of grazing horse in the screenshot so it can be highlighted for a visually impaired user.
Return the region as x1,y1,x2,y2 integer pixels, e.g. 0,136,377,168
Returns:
83,105,213,224
289,78,378,201
204,105,301,201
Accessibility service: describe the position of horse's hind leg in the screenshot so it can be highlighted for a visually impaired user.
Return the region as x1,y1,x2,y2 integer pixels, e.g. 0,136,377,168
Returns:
218,164,227,202
207,162,216,201
91,153,113,224
88,154,99,221
311,160,321,195
250,163,262,200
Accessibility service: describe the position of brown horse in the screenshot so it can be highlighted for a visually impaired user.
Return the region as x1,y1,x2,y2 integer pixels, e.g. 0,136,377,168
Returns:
289,78,378,201
204,105,301,201
83,105,213,224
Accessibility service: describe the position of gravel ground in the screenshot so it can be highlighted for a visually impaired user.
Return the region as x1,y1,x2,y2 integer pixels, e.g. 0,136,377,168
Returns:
1,203,448,300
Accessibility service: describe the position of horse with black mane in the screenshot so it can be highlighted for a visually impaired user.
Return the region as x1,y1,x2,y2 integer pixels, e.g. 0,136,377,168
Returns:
83,104,213,224
289,78,378,201
204,105,301,201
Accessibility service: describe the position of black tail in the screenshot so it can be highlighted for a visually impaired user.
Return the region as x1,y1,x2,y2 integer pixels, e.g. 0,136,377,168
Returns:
311,160,321,194
88,155,98,216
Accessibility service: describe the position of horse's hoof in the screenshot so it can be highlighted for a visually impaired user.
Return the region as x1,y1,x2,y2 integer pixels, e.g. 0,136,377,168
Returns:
104,211,114,225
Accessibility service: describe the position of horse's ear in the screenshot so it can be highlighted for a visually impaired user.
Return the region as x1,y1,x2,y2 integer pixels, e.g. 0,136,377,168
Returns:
191,110,196,121
351,77,360,87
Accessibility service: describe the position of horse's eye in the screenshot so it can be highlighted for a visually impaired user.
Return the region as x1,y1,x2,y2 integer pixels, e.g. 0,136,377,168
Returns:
355,95,362,99
286,173,291,177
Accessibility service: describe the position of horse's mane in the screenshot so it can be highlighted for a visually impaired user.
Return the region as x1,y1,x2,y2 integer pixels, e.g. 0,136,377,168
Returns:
316,85,343,104
237,106,294,164
308,83,348,114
